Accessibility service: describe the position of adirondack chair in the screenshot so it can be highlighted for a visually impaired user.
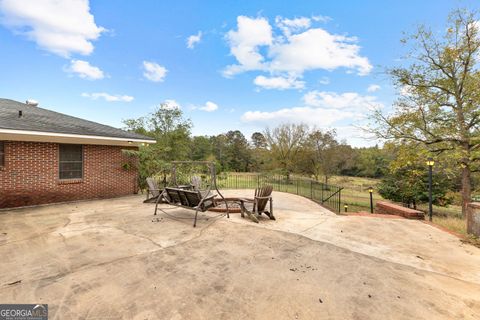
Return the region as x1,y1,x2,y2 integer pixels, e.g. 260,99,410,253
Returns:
145,177,162,203
239,185,275,223
191,175,212,198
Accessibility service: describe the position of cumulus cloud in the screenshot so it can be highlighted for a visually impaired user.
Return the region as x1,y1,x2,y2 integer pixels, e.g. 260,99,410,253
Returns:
312,15,332,23
275,16,311,36
81,92,134,102
194,101,218,112
0,0,105,57
303,91,381,110
268,29,372,75
187,31,202,49
242,90,382,127
159,99,180,110
242,107,354,126
254,75,305,90
223,16,273,77
67,59,104,80
367,84,381,92
142,61,167,82
223,15,372,86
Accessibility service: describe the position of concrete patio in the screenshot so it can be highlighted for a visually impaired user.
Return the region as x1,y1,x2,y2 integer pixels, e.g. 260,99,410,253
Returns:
1,190,479,319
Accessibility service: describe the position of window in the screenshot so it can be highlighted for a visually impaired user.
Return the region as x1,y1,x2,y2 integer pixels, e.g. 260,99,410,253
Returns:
59,144,83,179
0,142,4,167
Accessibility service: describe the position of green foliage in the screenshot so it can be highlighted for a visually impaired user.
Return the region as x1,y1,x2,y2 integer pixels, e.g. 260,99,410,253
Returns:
370,8,480,215
123,103,192,187
378,144,454,207
263,123,309,178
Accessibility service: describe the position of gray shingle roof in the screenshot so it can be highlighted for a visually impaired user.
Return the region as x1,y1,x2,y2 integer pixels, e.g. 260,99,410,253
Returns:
0,98,154,141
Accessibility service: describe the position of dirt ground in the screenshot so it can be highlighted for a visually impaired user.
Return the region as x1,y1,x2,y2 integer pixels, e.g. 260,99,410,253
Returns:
1,190,480,319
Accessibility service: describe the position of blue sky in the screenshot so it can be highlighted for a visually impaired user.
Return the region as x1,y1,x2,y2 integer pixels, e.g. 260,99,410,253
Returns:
0,0,477,146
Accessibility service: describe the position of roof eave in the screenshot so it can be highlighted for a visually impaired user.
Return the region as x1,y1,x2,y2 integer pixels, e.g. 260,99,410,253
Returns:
0,128,156,147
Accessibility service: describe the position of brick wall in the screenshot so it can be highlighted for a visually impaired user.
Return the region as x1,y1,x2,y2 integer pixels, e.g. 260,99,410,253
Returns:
0,141,139,208
375,201,425,219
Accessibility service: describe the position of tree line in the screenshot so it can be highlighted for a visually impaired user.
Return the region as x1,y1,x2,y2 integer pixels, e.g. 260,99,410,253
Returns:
123,108,389,184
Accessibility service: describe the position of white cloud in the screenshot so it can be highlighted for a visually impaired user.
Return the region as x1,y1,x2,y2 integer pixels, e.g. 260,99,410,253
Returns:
0,0,105,57
223,16,273,77
334,125,378,147
242,107,354,126
187,31,202,49
163,99,181,109
312,15,332,23
81,92,134,102
400,85,414,97
223,15,372,84
275,16,311,36
303,91,381,110
142,61,167,82
367,84,381,92
242,90,382,128
269,28,372,75
67,59,104,80
198,101,219,112
254,75,305,90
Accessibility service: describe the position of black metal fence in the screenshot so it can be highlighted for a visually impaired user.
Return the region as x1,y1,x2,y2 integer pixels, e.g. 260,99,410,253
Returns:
216,173,343,213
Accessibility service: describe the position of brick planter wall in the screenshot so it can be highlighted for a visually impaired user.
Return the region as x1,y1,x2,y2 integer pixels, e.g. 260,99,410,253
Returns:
0,141,138,208
375,201,425,219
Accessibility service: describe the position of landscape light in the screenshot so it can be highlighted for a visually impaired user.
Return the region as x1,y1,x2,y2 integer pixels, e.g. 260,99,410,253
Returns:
427,157,434,221
368,187,374,213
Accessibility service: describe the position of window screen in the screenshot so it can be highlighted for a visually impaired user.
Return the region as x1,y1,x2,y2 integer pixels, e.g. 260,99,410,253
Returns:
59,144,83,179
0,142,4,166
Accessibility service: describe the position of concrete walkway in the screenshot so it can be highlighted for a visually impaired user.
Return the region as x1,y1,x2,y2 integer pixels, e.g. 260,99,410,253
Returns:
0,192,479,319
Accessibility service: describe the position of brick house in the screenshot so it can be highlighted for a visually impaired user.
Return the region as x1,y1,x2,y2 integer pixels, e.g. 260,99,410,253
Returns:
0,98,155,208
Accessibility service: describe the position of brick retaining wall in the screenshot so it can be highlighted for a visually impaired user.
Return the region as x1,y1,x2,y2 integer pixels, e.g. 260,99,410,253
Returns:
375,201,425,219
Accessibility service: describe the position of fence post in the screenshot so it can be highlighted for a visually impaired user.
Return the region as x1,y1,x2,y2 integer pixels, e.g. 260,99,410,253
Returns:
296,179,299,195
321,183,324,204
310,181,313,199
257,174,260,188
338,189,341,213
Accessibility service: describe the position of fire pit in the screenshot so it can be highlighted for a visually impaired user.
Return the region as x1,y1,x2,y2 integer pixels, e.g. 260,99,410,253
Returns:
209,197,243,213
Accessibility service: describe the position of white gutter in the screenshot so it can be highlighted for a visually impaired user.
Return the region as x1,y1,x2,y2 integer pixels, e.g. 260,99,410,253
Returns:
0,128,156,147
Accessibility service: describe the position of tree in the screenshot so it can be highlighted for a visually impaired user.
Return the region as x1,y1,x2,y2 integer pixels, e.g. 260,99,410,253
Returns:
264,123,309,179
378,144,454,208
123,103,192,185
301,130,356,183
224,130,251,171
190,136,213,161
371,9,480,216
250,132,268,172
251,132,268,149
350,146,390,178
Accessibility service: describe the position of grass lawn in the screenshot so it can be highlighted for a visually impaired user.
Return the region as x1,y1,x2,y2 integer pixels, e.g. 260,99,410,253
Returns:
433,216,467,235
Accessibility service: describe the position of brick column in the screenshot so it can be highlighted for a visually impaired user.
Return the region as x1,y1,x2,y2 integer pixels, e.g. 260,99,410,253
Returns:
467,203,480,236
